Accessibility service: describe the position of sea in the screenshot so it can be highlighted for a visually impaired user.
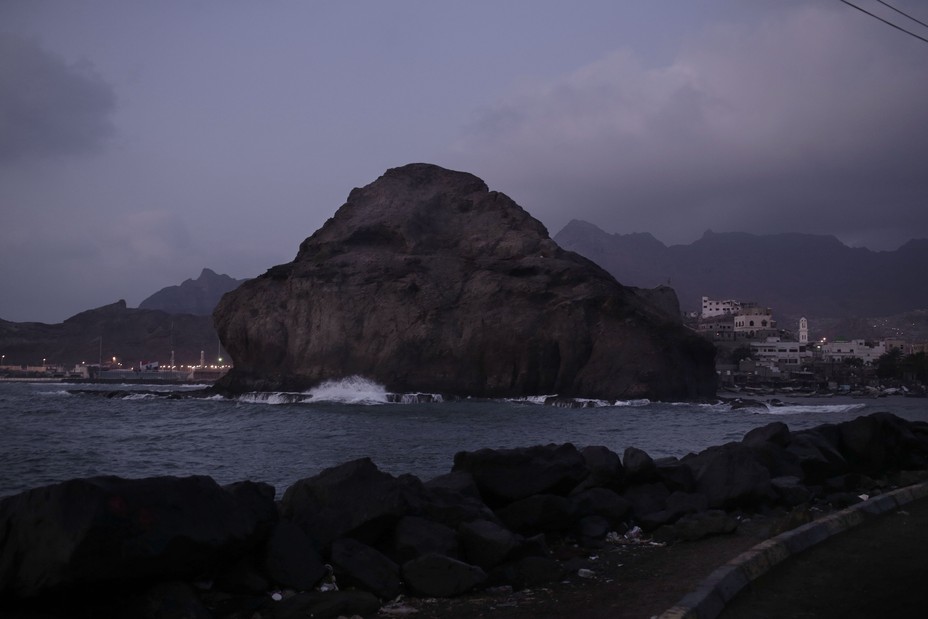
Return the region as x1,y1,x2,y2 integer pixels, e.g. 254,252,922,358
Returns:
3,378,928,500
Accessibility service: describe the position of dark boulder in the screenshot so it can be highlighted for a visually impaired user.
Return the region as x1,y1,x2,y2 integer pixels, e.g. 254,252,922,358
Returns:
279,458,423,548
622,482,669,520
575,445,625,491
787,429,848,483
495,494,574,536
329,538,401,600
490,556,565,590
213,163,717,400
458,519,523,569
402,554,487,598
391,516,460,564
683,443,775,509
742,421,791,447
263,521,327,591
658,510,739,542
452,443,588,506
569,487,631,524
623,447,658,484
0,475,275,599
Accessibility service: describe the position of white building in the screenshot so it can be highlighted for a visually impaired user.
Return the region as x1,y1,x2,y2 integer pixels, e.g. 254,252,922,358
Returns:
820,340,887,365
733,304,777,340
701,296,742,319
751,337,812,369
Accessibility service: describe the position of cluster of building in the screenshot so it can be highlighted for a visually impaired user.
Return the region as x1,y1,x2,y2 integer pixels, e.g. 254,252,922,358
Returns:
692,296,927,393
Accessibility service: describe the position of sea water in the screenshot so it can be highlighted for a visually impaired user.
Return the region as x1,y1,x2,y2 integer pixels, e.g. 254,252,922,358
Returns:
2,379,927,499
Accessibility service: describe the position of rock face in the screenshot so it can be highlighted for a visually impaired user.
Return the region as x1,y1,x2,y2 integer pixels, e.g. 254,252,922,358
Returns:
214,163,715,399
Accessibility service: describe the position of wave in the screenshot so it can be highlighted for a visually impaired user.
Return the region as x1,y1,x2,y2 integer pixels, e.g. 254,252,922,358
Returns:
755,402,868,416
236,377,444,406
308,376,390,405
508,396,652,408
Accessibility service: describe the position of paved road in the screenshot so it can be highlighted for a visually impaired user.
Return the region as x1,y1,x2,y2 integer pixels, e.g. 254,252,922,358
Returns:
720,495,928,618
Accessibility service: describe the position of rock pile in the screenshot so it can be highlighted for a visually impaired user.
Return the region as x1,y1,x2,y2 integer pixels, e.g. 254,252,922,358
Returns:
2,412,928,618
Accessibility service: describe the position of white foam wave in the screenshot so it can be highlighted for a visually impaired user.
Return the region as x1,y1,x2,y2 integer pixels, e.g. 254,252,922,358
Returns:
121,393,158,401
613,398,651,407
306,376,390,405
238,392,309,405
757,403,867,415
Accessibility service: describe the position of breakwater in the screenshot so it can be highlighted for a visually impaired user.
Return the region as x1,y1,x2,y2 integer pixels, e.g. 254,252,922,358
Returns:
2,411,927,618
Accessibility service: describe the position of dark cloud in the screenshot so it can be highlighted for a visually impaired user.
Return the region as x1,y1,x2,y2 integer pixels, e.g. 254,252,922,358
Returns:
454,4,928,249
0,33,116,164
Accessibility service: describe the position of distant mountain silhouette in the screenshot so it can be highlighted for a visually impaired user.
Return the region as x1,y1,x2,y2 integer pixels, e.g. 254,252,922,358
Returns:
139,268,246,315
554,220,928,319
0,300,220,369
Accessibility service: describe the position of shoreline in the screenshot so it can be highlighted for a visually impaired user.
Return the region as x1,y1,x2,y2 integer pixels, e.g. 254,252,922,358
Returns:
2,411,927,618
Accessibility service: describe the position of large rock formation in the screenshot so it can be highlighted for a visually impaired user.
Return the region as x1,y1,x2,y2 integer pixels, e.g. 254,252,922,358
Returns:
214,164,716,399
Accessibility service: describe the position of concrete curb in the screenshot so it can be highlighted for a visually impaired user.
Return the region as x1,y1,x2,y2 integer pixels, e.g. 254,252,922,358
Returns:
656,481,928,619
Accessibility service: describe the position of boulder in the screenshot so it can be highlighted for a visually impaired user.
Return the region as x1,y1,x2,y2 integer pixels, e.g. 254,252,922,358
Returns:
495,494,574,536
458,519,523,569
622,482,669,520
569,487,631,523
742,422,791,447
770,476,814,507
391,516,460,563
661,510,739,542
683,443,775,509
213,163,717,400
623,447,658,484
490,556,565,589
452,443,588,506
263,520,328,591
329,538,401,600
576,445,625,490
279,458,423,548
0,475,275,599
402,554,487,598
787,430,848,483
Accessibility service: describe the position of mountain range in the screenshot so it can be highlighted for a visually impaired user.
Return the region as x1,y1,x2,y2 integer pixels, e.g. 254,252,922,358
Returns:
553,220,928,321
138,268,247,315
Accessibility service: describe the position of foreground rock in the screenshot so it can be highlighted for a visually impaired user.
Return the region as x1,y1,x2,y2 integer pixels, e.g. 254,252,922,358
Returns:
214,163,716,400
2,412,928,618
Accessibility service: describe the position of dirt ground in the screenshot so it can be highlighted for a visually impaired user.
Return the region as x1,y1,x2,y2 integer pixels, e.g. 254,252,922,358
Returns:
382,514,785,619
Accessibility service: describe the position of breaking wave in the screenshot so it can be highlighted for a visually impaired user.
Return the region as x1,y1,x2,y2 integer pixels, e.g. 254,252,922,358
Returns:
236,377,444,406
755,402,867,416
308,376,390,405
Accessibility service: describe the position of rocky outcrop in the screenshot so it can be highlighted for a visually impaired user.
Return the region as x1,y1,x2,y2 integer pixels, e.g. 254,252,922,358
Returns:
2,413,928,617
214,163,716,400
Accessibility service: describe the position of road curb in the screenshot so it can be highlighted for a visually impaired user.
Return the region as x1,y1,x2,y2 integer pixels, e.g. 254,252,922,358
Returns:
656,481,928,619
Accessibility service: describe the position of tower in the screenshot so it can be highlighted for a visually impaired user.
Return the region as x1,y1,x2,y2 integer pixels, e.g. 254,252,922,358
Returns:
799,317,808,344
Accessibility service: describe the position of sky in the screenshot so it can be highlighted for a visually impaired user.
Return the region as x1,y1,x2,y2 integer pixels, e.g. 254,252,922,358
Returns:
2,0,927,323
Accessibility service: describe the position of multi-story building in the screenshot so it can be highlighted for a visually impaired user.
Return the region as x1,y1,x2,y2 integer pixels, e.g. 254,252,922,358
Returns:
733,303,777,340
820,339,890,365
701,296,742,319
751,337,813,369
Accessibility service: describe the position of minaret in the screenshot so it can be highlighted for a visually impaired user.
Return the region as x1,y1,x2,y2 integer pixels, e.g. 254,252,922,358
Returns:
799,317,809,344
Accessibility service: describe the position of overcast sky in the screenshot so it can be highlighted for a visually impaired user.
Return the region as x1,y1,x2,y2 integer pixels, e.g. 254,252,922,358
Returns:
2,1,927,323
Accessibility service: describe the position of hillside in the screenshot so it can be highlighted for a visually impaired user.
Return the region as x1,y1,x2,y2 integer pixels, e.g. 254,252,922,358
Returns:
554,221,928,320
138,268,246,315
0,300,220,369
